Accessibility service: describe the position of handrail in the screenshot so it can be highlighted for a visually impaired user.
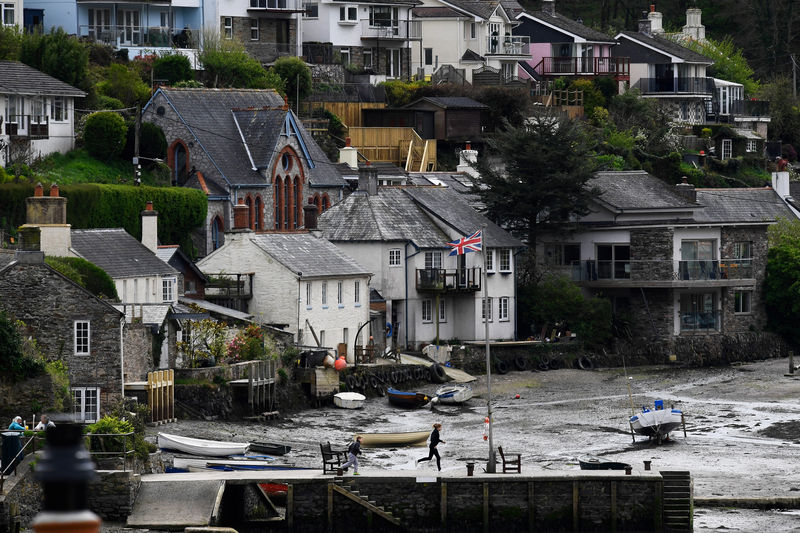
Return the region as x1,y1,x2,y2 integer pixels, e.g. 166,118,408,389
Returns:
1,432,40,493
85,431,136,472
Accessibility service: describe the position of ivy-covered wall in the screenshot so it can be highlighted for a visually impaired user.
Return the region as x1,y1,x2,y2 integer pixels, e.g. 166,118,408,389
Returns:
0,184,207,254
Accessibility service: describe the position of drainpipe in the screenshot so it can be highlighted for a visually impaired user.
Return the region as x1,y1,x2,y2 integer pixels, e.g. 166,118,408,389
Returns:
512,247,524,340
404,240,421,350
297,271,302,346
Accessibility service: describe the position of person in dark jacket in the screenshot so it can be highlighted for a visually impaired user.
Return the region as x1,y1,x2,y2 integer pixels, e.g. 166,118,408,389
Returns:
417,423,445,471
342,435,363,475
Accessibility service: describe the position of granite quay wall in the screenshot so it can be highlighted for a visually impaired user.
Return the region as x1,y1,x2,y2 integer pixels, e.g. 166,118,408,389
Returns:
88,470,141,522
0,454,41,532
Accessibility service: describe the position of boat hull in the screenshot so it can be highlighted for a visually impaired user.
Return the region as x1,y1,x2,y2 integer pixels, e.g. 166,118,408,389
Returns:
435,384,473,404
249,442,292,455
157,432,249,457
357,430,430,447
387,388,430,408
334,392,366,409
630,409,683,439
578,455,631,471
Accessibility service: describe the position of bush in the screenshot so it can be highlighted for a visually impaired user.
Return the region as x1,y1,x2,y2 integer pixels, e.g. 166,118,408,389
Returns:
86,415,135,457
45,256,118,299
153,54,193,85
122,121,167,163
84,111,127,160
96,63,151,107
271,56,312,103
95,95,125,111
0,312,45,382
174,79,204,88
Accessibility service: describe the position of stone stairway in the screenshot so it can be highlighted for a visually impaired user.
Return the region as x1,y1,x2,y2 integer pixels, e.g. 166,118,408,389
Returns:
332,477,402,526
661,471,693,532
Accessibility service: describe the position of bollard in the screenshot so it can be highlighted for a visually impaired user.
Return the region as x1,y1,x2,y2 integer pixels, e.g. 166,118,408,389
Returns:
790,351,795,375
625,466,632,475
643,460,651,471
466,462,475,476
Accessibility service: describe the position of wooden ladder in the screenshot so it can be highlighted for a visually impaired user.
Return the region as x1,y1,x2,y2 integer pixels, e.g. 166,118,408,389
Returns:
661,470,693,532
328,478,402,527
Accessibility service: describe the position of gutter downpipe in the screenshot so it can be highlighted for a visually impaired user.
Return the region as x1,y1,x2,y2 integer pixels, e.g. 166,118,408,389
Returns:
404,240,421,350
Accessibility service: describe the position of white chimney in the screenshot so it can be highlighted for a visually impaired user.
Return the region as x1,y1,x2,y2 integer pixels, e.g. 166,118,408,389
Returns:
772,171,791,199
456,143,479,177
339,137,358,170
141,201,158,253
647,5,664,35
682,7,705,41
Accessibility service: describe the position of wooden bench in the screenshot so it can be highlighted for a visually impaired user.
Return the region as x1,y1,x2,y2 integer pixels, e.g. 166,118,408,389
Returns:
320,441,347,474
498,446,521,473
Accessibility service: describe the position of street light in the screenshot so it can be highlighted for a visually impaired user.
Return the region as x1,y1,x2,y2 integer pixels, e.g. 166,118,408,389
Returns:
132,156,165,186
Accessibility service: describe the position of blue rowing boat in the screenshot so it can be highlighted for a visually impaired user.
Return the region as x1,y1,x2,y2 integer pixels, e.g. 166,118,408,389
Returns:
387,387,430,408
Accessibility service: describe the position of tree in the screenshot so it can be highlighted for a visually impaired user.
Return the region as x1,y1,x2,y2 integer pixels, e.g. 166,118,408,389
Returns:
19,28,89,90
0,25,22,60
271,56,312,105
83,111,127,160
199,37,285,92
765,218,800,346
758,76,800,145
684,36,759,95
473,110,598,277
176,314,228,368
153,54,193,85
96,63,151,107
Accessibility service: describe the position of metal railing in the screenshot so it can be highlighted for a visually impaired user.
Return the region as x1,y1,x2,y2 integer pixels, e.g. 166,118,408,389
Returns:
416,268,481,292
534,56,630,77
486,35,530,55
86,431,136,472
571,259,753,282
4,114,49,138
248,0,299,9
79,25,198,48
706,99,770,120
633,76,714,94
204,273,254,299
359,19,422,40
1,431,39,492
680,311,720,332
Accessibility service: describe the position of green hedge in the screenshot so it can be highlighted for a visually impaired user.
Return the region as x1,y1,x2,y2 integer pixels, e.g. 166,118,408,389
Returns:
45,256,118,299
0,184,207,253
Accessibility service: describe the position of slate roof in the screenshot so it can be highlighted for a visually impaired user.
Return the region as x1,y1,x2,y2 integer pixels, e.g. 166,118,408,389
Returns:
617,31,712,64
156,245,207,281
405,96,489,109
461,49,485,62
179,296,254,322
521,11,614,43
318,186,522,249
590,171,698,211
71,229,178,279
693,188,794,224
0,61,86,97
441,0,499,20
332,0,420,5
412,6,463,17
250,233,371,279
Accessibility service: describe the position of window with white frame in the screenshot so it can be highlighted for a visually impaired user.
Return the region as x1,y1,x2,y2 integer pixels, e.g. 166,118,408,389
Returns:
465,22,476,39
486,249,494,272
354,280,360,304
162,277,176,302
5,95,20,126
721,138,732,160
389,248,401,266
363,49,373,68
421,299,432,323
439,299,446,322
319,330,325,346
306,282,312,306
340,49,350,65
303,2,318,18
74,320,90,355
51,96,66,122
160,11,169,27
343,327,349,346
499,297,509,321
223,17,233,39
424,251,442,269
321,281,328,305
31,97,47,123
734,290,751,314
339,5,357,22
499,249,511,272
481,297,493,322
250,19,259,40
337,280,343,304
2,3,14,25
72,387,100,423
746,139,757,153
733,241,752,266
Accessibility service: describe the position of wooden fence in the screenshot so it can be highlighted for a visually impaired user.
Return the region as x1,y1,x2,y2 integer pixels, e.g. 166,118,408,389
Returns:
300,102,385,128
348,127,417,164
147,369,175,424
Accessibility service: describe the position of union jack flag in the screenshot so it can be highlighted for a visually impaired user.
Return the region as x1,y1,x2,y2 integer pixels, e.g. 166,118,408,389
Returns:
448,230,482,256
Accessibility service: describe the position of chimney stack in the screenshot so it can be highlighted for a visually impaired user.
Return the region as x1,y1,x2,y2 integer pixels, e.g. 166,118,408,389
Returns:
638,13,652,36
140,201,158,253
303,198,319,230
22,183,71,256
456,143,479,177
357,163,378,196
339,137,359,170
682,7,705,41
541,0,555,16
675,177,697,203
647,5,663,35
233,198,250,230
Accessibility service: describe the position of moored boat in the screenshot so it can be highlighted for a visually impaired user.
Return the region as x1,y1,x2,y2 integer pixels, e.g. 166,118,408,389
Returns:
357,430,430,447
630,400,684,444
387,387,430,408
434,384,473,404
249,441,292,455
157,432,249,457
578,455,631,471
334,392,366,409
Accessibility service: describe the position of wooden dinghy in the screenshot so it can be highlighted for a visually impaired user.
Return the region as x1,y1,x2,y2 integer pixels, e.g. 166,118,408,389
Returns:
357,430,430,448
157,432,249,457
387,387,430,408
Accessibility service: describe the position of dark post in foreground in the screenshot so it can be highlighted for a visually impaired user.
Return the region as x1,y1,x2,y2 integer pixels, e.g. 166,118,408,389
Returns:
32,423,100,533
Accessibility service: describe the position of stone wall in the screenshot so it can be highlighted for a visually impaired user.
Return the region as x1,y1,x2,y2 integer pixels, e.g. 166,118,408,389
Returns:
630,227,673,281
88,470,141,522
123,322,155,382
227,16,298,63
0,374,61,422
721,226,769,334
0,454,42,532
309,64,345,85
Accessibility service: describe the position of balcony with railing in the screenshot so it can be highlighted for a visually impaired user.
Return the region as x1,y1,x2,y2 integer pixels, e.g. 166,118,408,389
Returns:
486,35,530,57
680,310,720,332
634,76,714,95
416,268,481,292
80,25,198,48
4,115,49,139
706,99,770,122
571,259,754,287
248,0,301,11
204,273,254,312
360,19,421,40
533,56,629,78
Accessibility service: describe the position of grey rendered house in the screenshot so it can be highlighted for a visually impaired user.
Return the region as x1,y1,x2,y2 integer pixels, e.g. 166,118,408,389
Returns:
142,88,348,257
540,170,796,340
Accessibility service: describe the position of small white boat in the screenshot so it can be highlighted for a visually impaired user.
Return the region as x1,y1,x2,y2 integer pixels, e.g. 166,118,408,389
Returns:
157,432,249,457
434,384,473,404
334,392,366,409
629,400,684,444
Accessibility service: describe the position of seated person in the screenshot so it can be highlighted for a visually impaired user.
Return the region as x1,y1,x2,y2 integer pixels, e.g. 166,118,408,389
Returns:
34,414,55,431
8,416,24,430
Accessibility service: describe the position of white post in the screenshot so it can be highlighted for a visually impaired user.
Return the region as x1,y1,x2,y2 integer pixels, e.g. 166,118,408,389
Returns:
482,224,496,472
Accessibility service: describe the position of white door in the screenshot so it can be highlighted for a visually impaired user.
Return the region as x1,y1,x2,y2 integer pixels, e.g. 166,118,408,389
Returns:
72,387,100,423
122,10,140,45
390,48,401,78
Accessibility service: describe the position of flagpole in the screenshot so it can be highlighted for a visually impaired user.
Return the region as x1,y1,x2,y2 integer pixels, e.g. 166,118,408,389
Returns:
482,223,496,473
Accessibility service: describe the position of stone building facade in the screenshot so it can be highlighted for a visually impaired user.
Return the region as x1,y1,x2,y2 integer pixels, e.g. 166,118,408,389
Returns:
0,251,124,421
224,15,299,63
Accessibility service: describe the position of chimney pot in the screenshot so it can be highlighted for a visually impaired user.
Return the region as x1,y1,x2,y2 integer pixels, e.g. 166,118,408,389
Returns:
34,183,43,197
466,142,471,150
650,4,655,12
345,137,351,147
49,184,59,197
303,202,319,230
233,199,250,230
146,200,153,211
541,0,555,16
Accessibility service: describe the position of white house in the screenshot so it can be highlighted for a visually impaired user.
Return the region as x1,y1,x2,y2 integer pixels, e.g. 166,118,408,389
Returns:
318,165,523,350
302,0,421,79
410,0,529,82
0,61,85,167
197,200,372,360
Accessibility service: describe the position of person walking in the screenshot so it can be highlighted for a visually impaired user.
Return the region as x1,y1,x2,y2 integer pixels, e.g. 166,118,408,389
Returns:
342,435,363,475
8,416,24,430
417,423,445,471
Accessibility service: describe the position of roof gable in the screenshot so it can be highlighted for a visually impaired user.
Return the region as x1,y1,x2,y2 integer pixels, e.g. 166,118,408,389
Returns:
615,31,712,64
516,11,615,43
71,229,179,279
0,61,86,97
250,233,371,278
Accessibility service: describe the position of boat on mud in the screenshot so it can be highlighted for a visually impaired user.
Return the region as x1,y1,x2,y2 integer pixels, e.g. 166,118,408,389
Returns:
357,430,430,447
157,432,249,457
578,455,632,471
629,400,685,444
434,384,473,404
249,441,292,455
387,387,430,408
333,392,366,409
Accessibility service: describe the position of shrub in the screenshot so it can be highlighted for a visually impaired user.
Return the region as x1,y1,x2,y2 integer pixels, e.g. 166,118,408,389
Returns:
96,63,151,107
227,325,279,362
122,121,167,163
45,256,118,299
86,415,135,457
153,54,193,85
84,111,127,160
95,95,125,111
271,56,312,103
174,79,204,88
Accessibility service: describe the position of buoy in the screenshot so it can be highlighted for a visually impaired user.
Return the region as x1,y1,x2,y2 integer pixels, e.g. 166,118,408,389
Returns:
483,416,489,441
515,394,520,399
334,356,347,371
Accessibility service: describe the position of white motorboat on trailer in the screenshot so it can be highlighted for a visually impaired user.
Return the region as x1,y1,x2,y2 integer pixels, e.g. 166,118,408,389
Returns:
629,400,685,444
